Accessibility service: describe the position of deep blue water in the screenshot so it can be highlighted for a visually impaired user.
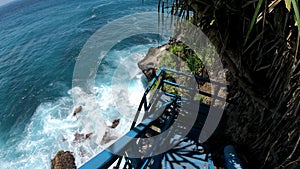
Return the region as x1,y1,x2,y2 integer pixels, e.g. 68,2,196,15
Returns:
0,0,163,168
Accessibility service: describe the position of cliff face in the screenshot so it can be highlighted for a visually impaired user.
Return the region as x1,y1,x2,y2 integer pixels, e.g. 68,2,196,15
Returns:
138,38,209,81
138,44,169,80
51,151,76,169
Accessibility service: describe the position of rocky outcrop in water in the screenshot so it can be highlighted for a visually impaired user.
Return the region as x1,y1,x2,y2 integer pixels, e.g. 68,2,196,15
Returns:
110,119,120,128
138,44,170,80
74,132,93,142
51,151,76,169
72,106,82,116
101,119,122,144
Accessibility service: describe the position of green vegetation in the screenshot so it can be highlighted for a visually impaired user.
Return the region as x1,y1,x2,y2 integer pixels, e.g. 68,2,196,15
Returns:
154,42,211,103
163,43,205,77
168,44,184,54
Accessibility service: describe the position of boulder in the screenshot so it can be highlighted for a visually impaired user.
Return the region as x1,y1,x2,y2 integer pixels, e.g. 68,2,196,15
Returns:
110,119,120,128
74,132,93,142
51,151,76,169
101,119,121,144
138,44,169,80
72,106,82,116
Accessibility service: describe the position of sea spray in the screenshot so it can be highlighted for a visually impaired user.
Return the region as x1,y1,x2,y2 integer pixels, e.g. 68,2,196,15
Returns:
0,44,163,168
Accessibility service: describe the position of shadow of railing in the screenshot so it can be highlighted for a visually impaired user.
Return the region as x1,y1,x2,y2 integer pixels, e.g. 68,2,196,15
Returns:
79,66,228,169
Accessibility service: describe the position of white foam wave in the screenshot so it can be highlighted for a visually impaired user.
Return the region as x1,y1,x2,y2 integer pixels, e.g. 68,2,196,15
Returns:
0,0,15,7
0,44,154,169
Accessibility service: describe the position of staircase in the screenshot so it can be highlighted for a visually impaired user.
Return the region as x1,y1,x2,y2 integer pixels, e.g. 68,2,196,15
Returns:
79,66,228,169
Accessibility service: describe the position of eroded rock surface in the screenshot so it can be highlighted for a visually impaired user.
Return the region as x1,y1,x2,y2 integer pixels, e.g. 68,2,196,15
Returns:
74,132,93,142
110,119,120,128
138,44,169,80
73,106,82,116
51,151,76,169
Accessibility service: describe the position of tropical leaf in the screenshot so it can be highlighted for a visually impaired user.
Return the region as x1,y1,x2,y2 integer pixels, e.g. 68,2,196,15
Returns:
155,0,300,168
292,0,300,33
244,0,264,45
285,0,292,11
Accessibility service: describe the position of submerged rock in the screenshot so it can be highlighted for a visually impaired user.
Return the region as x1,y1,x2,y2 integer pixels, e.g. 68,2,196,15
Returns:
110,119,120,128
72,106,82,116
101,119,121,144
74,132,93,142
51,151,76,169
101,130,119,145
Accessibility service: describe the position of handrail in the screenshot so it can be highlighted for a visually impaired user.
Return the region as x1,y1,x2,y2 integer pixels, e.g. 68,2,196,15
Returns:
131,66,228,129
79,99,176,169
130,68,164,129
136,96,179,169
224,145,245,169
79,67,229,169
161,67,229,103
162,67,227,87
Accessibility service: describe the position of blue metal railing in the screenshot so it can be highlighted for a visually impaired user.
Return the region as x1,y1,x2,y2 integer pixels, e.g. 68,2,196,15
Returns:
79,66,228,169
131,66,228,129
130,68,165,129
79,100,175,169
224,145,245,169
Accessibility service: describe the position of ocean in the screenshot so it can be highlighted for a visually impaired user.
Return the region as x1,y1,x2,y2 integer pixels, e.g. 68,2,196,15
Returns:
0,0,164,168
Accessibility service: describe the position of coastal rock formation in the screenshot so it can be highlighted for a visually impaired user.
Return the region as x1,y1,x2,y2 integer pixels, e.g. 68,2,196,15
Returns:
101,131,119,145
138,44,169,80
110,119,120,128
72,106,82,116
74,132,93,142
138,38,208,83
101,119,122,144
51,151,76,169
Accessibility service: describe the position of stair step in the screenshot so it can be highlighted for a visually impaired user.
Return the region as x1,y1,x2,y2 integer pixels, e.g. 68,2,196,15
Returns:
161,138,215,169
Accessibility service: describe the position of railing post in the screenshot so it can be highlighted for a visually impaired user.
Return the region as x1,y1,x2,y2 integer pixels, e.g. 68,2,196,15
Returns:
130,95,146,129
160,69,166,91
144,97,148,112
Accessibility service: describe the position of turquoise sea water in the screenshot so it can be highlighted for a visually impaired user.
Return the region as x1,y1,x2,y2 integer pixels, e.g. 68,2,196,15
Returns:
0,0,163,168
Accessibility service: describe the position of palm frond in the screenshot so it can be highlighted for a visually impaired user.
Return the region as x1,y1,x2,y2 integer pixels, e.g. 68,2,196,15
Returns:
244,0,264,45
